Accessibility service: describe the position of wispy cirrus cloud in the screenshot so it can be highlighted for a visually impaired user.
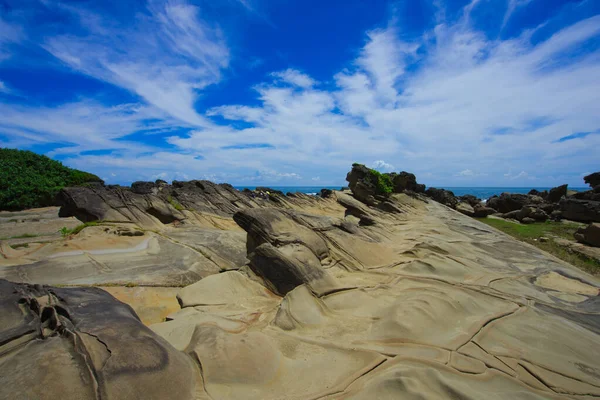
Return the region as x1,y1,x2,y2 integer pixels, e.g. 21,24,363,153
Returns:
42,0,229,127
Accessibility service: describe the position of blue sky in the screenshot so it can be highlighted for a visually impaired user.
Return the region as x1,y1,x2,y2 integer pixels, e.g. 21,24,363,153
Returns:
0,0,599,187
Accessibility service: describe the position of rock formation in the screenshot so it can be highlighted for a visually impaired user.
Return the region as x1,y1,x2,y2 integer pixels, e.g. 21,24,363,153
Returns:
575,223,600,247
1,166,600,399
0,280,197,400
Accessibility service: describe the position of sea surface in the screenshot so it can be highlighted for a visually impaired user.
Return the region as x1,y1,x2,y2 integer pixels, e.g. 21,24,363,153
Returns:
235,186,589,200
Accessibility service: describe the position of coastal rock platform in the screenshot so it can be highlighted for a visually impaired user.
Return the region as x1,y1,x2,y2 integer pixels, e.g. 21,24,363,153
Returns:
1,187,599,399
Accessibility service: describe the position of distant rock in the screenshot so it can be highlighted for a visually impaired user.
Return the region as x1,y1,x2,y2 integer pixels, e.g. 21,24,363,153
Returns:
458,194,482,207
584,172,600,189
517,206,549,222
388,171,425,193
574,223,600,247
521,217,536,224
528,189,548,199
487,193,543,214
472,204,496,218
131,181,159,195
0,279,196,400
547,184,568,203
425,188,458,209
320,188,333,198
559,198,600,223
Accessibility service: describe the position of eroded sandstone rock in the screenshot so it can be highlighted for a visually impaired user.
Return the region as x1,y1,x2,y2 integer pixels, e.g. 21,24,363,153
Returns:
0,280,197,400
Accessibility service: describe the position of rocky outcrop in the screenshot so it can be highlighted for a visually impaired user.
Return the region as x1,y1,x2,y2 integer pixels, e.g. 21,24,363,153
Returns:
472,204,496,217
487,193,545,214
547,184,568,203
456,202,475,217
425,188,458,209
388,171,425,193
584,172,600,189
559,198,600,223
57,180,327,230
458,194,482,207
233,208,339,296
346,164,389,205
574,223,600,247
0,279,196,400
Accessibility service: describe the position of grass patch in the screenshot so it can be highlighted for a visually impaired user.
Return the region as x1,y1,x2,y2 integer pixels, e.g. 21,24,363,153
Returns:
10,243,29,249
60,221,101,237
0,232,40,240
477,218,600,275
167,195,184,211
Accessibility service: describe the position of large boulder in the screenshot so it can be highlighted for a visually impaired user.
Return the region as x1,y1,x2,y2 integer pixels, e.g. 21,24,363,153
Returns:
389,171,425,193
547,184,568,203
456,202,475,217
346,164,391,205
233,208,339,296
425,188,458,209
574,223,600,247
584,172,600,189
528,189,548,199
472,204,496,218
486,193,543,214
559,198,600,223
458,194,481,207
517,206,549,222
0,279,196,400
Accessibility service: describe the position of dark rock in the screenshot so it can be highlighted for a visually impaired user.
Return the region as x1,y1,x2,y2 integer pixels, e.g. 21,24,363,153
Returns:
574,223,600,247
131,181,157,195
559,198,600,223
572,189,600,202
320,189,333,198
472,204,496,218
503,210,521,220
425,188,458,209
256,187,285,196
346,164,391,205
486,193,543,214
539,203,556,214
547,184,568,203
522,217,536,224
517,206,548,222
390,171,423,193
458,195,481,207
550,210,563,221
0,279,196,400
528,189,548,199
584,172,600,189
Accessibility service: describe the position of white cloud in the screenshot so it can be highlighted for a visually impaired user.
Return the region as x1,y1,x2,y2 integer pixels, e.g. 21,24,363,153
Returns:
271,68,316,88
502,0,533,30
0,81,8,93
0,16,23,62
2,1,599,187
371,160,395,172
42,0,229,127
312,176,320,181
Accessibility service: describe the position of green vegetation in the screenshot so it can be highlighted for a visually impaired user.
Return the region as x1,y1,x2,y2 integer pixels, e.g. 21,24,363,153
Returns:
0,232,40,240
10,243,29,249
167,195,184,211
352,163,393,195
477,218,600,275
59,221,100,237
0,148,103,211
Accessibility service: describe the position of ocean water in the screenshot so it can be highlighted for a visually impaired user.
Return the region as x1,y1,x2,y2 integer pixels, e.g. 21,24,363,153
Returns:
234,186,589,200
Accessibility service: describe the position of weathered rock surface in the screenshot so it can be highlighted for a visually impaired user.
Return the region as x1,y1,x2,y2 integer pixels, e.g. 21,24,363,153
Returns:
456,202,475,217
547,184,568,203
473,204,496,217
575,223,600,247
152,191,600,400
559,198,600,223
0,280,197,400
388,171,425,193
458,194,482,207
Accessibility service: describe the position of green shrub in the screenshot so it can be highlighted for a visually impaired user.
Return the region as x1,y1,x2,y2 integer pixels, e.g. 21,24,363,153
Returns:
0,148,103,211
368,169,393,195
